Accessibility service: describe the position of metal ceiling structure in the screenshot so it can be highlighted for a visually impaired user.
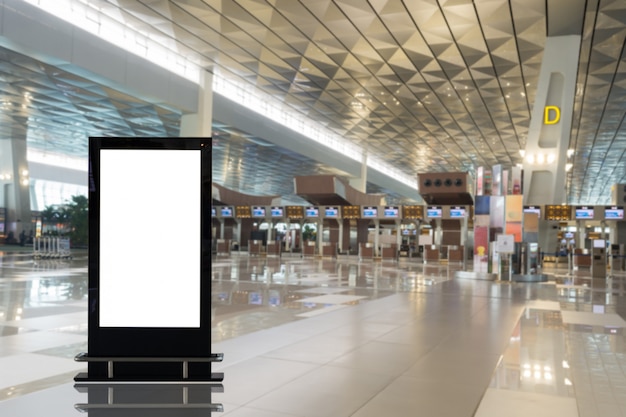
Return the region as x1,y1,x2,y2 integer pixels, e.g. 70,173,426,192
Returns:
3,0,626,205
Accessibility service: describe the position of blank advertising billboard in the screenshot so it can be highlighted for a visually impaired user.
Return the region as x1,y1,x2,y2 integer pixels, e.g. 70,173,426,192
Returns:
99,149,201,328
88,137,212,366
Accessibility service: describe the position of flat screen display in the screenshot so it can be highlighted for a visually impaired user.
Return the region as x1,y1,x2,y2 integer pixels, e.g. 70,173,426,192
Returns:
305,206,319,218
221,206,233,217
362,206,378,218
605,206,624,220
523,206,541,216
252,206,266,218
99,149,201,328
324,206,339,218
383,206,399,218
427,206,442,218
211,207,216,217
575,206,594,220
449,206,466,218
270,206,284,217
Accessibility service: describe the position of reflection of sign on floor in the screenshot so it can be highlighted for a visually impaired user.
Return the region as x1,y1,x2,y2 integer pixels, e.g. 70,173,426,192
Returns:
496,234,515,254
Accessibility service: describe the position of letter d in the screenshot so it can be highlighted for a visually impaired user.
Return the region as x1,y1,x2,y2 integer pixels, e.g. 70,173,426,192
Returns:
544,106,560,124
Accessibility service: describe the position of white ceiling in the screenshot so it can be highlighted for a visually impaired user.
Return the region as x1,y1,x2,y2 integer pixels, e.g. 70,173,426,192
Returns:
4,0,626,205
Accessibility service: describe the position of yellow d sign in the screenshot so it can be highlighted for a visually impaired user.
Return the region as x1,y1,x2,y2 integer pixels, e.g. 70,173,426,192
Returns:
544,106,560,124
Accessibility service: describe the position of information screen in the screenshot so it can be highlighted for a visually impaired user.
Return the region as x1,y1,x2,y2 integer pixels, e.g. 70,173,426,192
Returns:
220,206,233,217
270,206,284,218
362,206,378,218
99,149,201,328
449,206,466,218
605,206,624,220
211,207,216,217
523,206,541,216
383,206,399,218
427,206,442,218
251,206,266,218
305,206,319,218
575,206,594,220
324,206,339,218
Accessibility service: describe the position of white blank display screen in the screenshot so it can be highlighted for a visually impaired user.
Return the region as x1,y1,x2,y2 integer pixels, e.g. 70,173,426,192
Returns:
99,149,201,328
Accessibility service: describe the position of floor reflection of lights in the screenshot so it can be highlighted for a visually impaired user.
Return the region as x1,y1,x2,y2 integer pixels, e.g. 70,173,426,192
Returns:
210,255,456,341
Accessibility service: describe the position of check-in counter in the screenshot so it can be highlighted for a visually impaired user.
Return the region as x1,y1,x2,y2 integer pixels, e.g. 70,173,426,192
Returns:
266,241,280,257
423,245,440,263
381,244,398,261
359,243,374,260
573,248,591,269
216,239,231,255
447,245,464,263
302,241,316,257
322,243,337,258
249,240,264,256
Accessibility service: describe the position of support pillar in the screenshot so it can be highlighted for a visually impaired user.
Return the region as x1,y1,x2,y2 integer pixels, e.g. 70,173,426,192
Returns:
523,36,581,205
180,70,213,137
0,134,31,239
349,150,367,193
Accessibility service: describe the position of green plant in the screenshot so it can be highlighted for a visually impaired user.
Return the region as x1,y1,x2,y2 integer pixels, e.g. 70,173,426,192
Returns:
65,195,88,247
302,224,316,241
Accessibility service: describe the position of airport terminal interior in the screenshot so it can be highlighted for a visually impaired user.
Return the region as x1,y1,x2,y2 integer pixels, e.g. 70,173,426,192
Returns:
1,0,626,416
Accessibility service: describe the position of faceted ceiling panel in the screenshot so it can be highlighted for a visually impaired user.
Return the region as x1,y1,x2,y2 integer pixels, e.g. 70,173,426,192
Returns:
100,0,626,204
6,0,626,204
0,47,181,160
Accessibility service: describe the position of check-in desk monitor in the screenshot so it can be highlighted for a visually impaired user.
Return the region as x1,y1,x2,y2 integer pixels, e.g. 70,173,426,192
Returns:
448,206,466,218
523,206,541,217
605,206,624,220
305,206,319,218
426,206,442,218
574,206,594,220
220,206,234,218
251,206,266,218
323,206,340,218
270,206,284,218
383,206,399,219
361,206,378,219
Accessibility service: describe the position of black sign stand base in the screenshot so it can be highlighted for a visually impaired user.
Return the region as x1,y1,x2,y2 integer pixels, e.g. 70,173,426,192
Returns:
74,383,224,416
74,352,224,382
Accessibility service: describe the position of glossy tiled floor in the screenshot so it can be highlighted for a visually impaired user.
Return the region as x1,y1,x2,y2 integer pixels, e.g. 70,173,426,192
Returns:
1,247,626,416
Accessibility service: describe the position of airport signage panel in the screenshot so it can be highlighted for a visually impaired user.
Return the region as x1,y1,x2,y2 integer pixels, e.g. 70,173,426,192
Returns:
523,205,541,217
270,206,284,218
305,206,319,218
605,206,624,220
323,206,340,218
449,206,466,218
426,206,442,218
361,206,378,218
383,206,399,218
251,206,266,218
574,206,594,220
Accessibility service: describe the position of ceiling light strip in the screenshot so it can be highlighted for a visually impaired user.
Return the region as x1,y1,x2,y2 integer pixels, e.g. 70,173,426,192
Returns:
213,73,417,189
22,0,200,82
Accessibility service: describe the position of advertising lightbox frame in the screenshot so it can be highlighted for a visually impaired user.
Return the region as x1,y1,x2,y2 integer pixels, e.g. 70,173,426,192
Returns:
83,137,219,381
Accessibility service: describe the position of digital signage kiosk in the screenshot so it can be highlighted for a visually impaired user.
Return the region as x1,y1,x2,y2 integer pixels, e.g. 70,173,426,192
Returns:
77,137,222,382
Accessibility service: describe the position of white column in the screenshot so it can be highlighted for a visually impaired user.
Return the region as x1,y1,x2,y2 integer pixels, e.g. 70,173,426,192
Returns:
523,36,581,205
180,70,213,137
349,150,367,193
0,133,31,238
